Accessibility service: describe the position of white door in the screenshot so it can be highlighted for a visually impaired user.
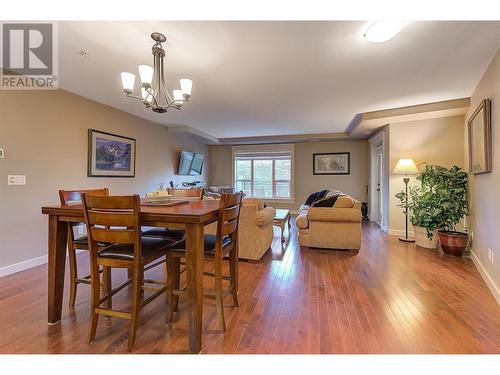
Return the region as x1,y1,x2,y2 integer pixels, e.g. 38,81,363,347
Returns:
376,149,383,226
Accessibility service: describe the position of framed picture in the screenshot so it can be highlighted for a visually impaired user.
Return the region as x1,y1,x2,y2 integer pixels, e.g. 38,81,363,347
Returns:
468,99,492,175
88,129,136,177
313,152,350,175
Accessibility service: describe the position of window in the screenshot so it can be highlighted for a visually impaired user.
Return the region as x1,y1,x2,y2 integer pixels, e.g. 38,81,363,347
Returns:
233,146,293,200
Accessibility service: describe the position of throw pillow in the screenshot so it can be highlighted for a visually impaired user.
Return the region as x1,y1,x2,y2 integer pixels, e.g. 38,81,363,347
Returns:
334,195,355,208
325,189,343,198
305,189,328,205
311,195,339,207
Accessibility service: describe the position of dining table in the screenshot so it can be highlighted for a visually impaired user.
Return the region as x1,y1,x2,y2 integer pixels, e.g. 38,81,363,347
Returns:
41,198,221,353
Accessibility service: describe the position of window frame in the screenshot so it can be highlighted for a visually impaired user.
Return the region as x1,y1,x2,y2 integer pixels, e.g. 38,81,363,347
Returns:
232,144,294,203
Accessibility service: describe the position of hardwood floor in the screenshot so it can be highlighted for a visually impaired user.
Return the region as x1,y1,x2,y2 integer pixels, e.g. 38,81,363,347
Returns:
1,221,499,354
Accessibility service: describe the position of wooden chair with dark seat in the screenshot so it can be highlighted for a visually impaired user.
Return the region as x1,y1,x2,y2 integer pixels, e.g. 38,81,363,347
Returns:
82,194,179,352
59,188,109,308
141,187,204,240
166,192,243,332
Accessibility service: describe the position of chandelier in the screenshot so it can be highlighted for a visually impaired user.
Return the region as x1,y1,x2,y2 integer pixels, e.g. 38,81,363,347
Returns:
120,32,192,113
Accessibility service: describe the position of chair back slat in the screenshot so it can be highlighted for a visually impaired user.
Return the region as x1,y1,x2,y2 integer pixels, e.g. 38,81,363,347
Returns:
84,195,138,210
86,210,137,227
222,219,239,237
167,188,204,200
221,192,242,208
82,194,141,252
224,205,241,223
59,188,109,205
90,228,135,244
216,192,243,250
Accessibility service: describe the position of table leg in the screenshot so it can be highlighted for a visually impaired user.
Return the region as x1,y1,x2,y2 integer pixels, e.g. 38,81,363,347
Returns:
281,222,285,243
185,223,204,354
47,215,68,324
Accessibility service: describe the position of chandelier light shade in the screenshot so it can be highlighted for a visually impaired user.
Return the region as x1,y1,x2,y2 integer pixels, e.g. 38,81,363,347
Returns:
120,32,192,113
138,65,154,87
120,72,136,94
180,78,193,98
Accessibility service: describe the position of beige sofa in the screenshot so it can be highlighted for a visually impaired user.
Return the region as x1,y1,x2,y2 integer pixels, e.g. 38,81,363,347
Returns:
206,198,275,261
296,194,362,252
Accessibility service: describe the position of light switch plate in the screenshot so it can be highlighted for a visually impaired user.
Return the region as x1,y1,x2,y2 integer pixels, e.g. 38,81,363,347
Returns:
8,175,26,185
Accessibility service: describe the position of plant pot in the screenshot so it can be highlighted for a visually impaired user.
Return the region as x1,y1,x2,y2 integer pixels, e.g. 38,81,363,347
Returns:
414,226,438,249
438,230,469,257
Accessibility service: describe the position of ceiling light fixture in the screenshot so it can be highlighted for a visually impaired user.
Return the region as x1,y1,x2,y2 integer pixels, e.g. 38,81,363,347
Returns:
363,21,405,43
120,32,192,113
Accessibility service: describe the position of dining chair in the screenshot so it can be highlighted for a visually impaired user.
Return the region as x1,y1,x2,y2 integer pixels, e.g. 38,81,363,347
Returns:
82,194,179,351
167,187,204,199
59,188,109,308
141,187,204,240
166,192,243,332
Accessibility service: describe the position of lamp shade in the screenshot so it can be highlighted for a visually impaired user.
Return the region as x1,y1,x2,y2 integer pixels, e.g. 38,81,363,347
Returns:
393,159,419,175
138,65,154,87
180,78,192,98
120,72,135,93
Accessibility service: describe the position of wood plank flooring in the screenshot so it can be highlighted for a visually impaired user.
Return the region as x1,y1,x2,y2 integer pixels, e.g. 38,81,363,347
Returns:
0,221,499,354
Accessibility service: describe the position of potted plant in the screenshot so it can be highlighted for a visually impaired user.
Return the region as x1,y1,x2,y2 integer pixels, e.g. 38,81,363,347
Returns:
396,173,441,249
426,165,469,256
396,165,469,255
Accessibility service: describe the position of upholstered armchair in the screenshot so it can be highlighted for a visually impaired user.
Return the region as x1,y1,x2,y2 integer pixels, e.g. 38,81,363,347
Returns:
206,198,275,261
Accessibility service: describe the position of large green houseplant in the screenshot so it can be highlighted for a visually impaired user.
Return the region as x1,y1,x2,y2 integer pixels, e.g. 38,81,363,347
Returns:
396,165,469,254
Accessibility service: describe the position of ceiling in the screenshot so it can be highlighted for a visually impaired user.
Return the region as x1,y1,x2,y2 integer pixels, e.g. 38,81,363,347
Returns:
58,21,500,139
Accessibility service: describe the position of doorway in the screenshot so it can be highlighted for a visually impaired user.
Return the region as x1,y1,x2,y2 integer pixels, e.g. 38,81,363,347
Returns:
369,129,387,232
375,147,383,226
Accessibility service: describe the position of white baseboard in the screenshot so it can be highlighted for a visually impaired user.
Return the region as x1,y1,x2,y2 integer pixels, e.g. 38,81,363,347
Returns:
470,250,500,306
0,254,48,278
0,250,84,278
388,228,415,238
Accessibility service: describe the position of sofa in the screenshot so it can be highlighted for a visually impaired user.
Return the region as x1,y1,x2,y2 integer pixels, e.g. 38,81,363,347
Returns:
206,198,276,261
296,191,362,252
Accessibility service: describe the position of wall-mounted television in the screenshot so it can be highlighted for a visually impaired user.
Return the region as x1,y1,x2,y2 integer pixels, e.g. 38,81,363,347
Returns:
177,150,204,175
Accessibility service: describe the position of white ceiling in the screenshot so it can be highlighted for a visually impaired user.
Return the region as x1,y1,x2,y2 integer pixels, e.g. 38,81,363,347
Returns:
58,21,500,138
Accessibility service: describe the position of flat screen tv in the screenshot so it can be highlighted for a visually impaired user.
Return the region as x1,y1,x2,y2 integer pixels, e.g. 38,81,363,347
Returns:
178,150,204,175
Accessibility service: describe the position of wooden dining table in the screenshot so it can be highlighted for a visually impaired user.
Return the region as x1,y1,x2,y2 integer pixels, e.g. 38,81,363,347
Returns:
41,199,221,353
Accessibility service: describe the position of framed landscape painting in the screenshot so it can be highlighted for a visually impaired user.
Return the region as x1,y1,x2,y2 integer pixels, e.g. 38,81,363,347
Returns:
88,129,136,177
468,99,492,175
313,152,350,175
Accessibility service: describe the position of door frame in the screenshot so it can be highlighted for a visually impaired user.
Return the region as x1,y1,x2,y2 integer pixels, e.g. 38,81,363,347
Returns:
369,129,388,232
375,147,383,225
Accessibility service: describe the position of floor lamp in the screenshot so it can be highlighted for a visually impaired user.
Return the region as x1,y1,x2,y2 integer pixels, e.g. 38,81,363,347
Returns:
393,159,419,242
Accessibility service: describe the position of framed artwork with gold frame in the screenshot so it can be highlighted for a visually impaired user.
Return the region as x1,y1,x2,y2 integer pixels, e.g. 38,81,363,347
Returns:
468,99,492,175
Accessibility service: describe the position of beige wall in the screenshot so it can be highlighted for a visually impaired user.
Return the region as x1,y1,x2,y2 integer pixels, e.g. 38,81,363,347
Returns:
0,89,209,269
209,145,233,187
388,115,465,234
465,48,500,304
209,140,369,211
